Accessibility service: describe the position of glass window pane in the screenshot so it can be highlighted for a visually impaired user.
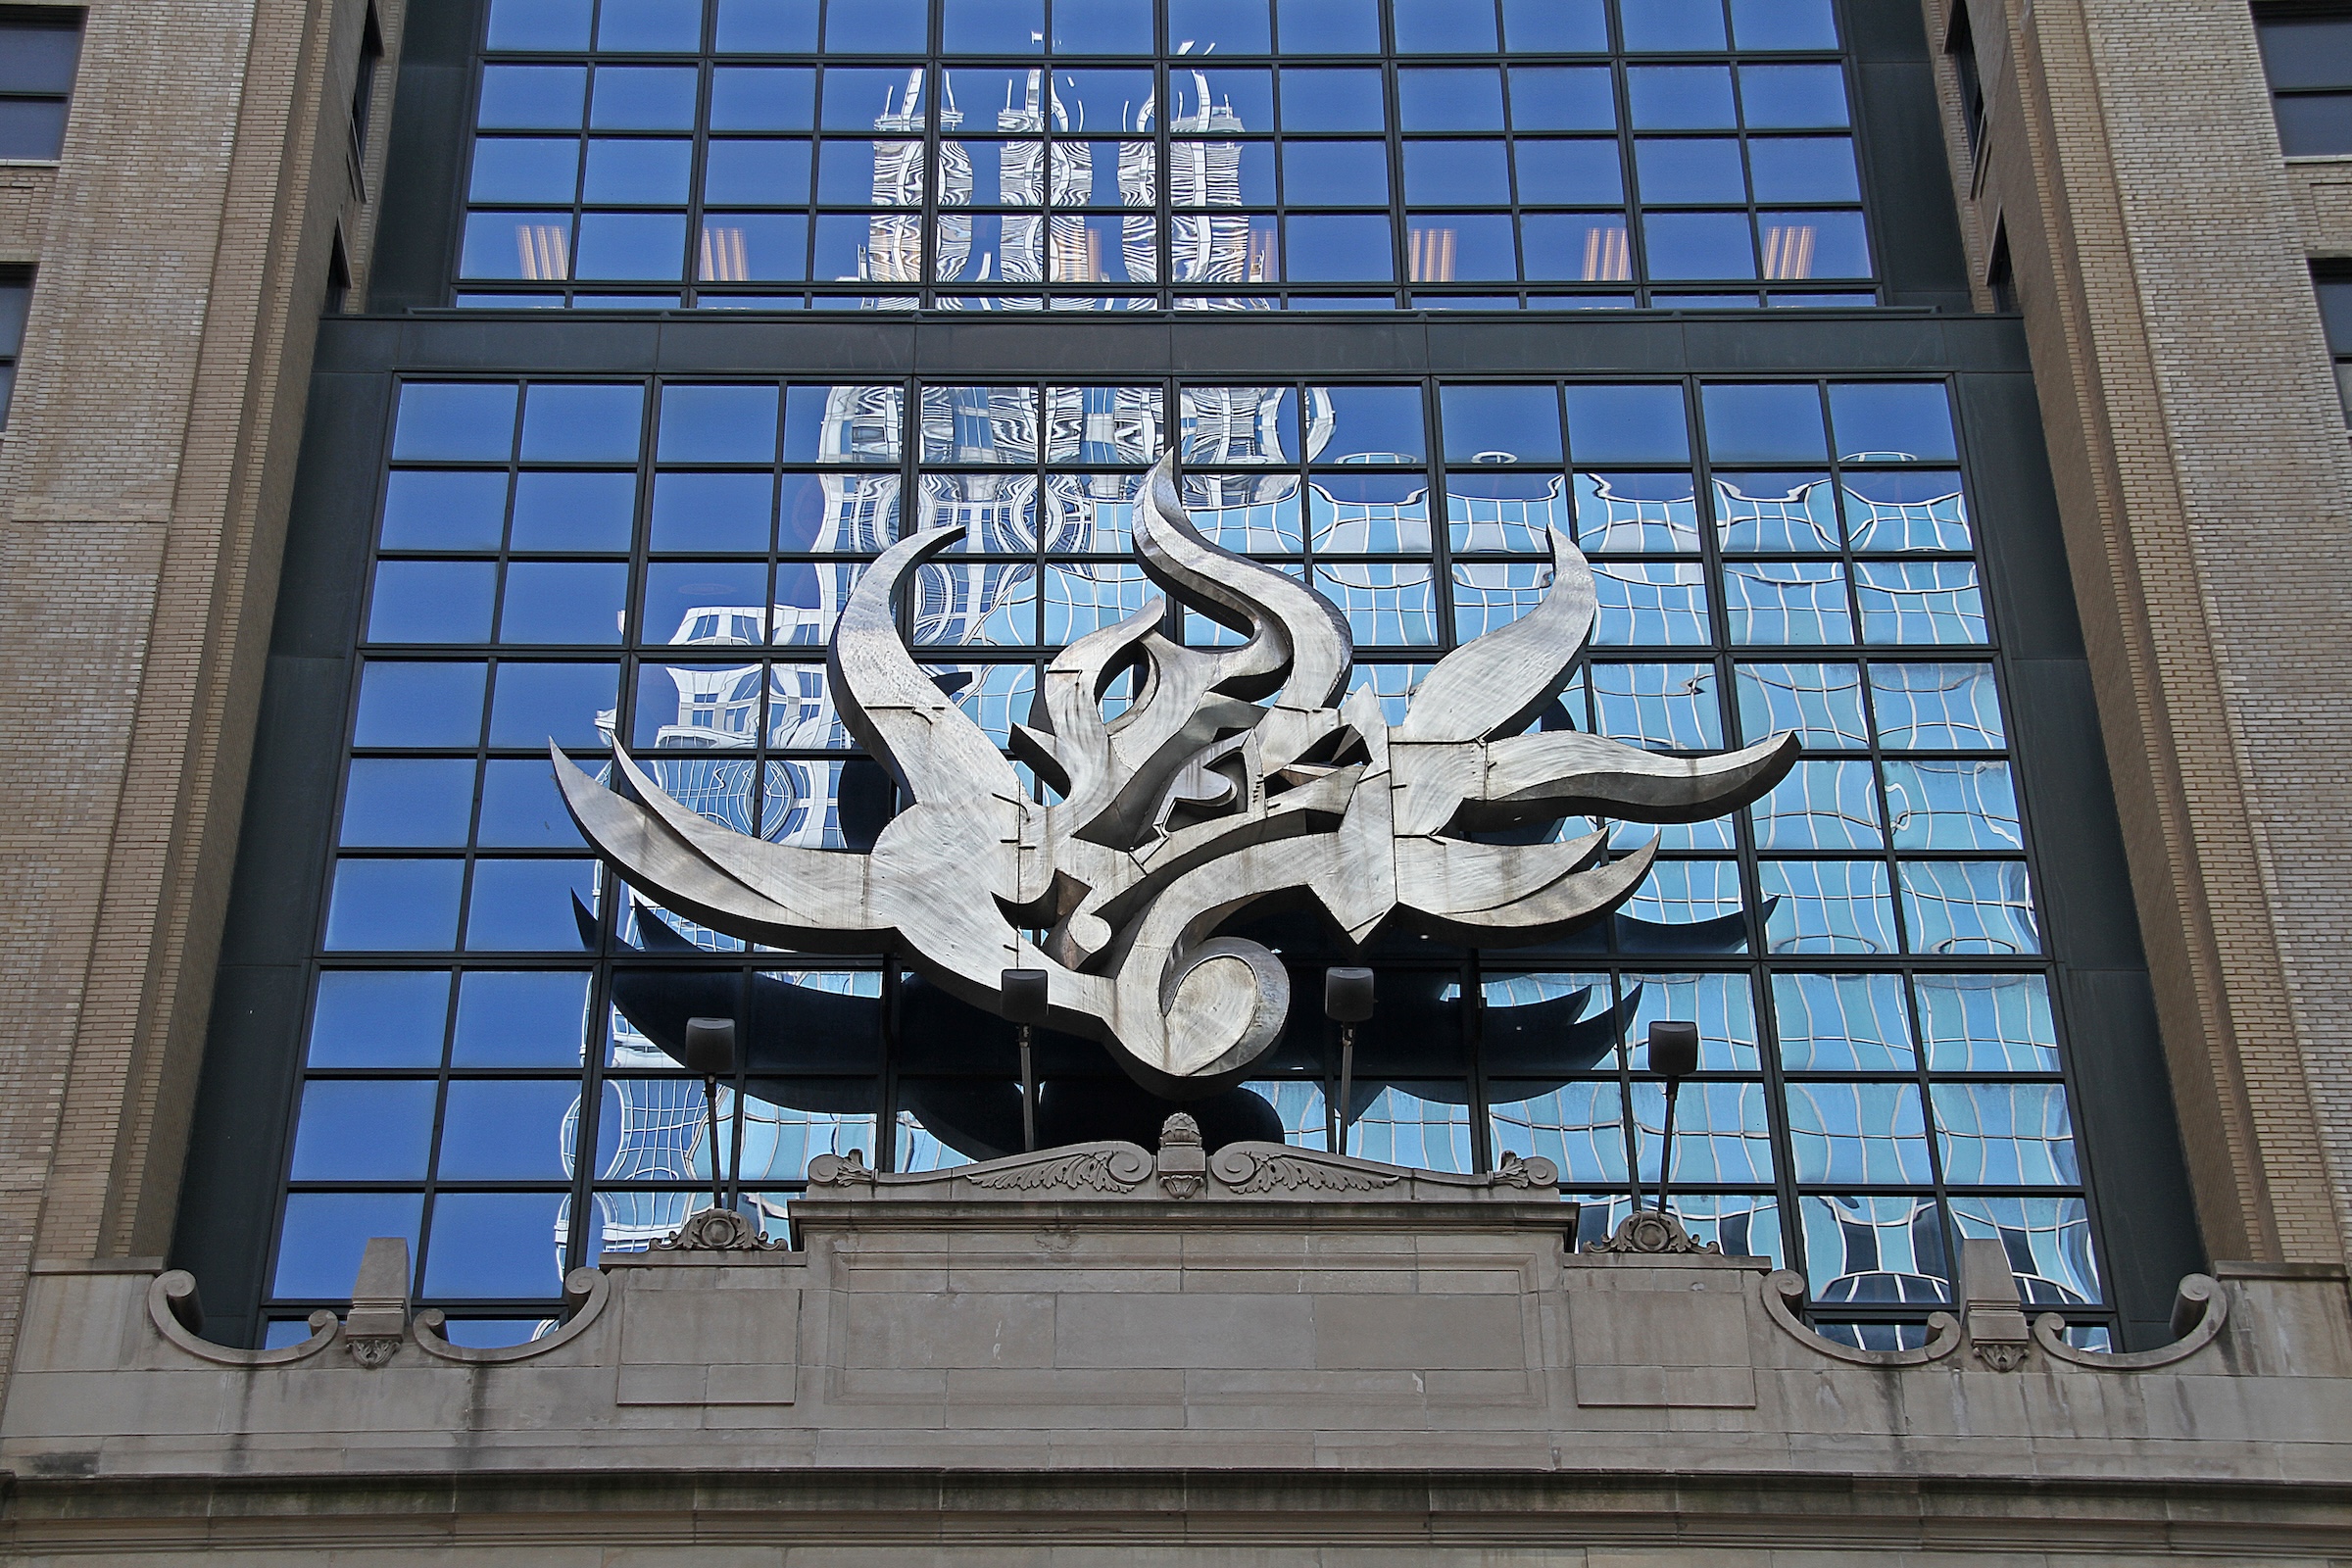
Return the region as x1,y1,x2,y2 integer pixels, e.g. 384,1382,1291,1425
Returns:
488,662,622,747
1054,0,1152,51
1759,211,1870,280
1936,1083,2078,1187
1394,0,1491,50
704,139,810,205
341,758,476,847
1592,662,1721,748
1734,661,1865,747
1900,859,2039,955
1643,210,1756,279
1702,383,1827,463
1830,382,1957,464
712,66,815,130
488,0,595,50
1569,470,1696,552
1747,135,1859,203
660,383,781,462
356,662,489,747
1636,137,1744,204
462,214,575,281
309,971,452,1068
1315,563,1438,645
1626,971,1759,1071
643,561,769,644
653,472,774,552
469,137,581,205
1406,214,1515,281
1627,65,1737,129
324,859,466,951
1722,560,1849,644
1867,662,2002,748
1398,67,1505,130
1592,561,1709,644
1276,0,1380,53
513,471,637,551
1452,560,1553,640
717,0,820,50
1622,0,1727,51
1948,1196,2099,1306
273,1194,424,1299
1171,67,1274,126
1749,759,1881,849
479,66,589,130
785,384,904,462
574,212,688,278
823,0,929,51
1520,215,1632,280
582,138,693,205
1787,1081,1931,1184
1277,67,1386,130
1510,65,1616,130
1740,64,1849,128
1489,1080,1625,1185
1853,562,1985,644
478,758,589,847
1629,1079,1773,1182
1620,859,1743,948
1512,138,1621,205
1440,384,1560,464
1565,383,1689,462
1311,474,1429,551
1311,385,1424,464
599,0,704,49
2274,93,2352,158
395,382,518,462
382,471,508,552
501,561,629,644
1841,470,1968,551
369,561,498,643
1285,214,1391,281
590,66,699,129
466,858,600,950
519,383,644,463
1279,139,1385,205
1883,760,2019,851
945,0,1044,52
454,971,595,1065
1731,0,1838,49
1184,472,1301,552
439,1081,584,1179
1773,972,1913,1070
1800,1194,1948,1305
1714,471,1838,551
1402,139,1509,205
913,561,1036,646
1502,0,1607,51
1916,973,2057,1072
422,1193,571,1298
1758,858,1895,954
1168,0,1271,52
1445,471,1569,553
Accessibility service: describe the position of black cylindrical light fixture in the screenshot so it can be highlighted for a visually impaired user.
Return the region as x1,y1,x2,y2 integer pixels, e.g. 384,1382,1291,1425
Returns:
1001,967,1051,1024
683,1016,738,1077
1646,1019,1699,1079
1324,966,1375,1023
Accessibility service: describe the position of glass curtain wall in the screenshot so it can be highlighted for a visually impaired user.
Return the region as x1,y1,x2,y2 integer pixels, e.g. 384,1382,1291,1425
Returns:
268,369,2105,1355
456,0,1875,309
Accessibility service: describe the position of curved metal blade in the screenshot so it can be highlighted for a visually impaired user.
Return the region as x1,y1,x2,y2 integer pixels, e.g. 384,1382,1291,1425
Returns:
1470,729,1800,826
827,521,1024,806
1395,526,1596,745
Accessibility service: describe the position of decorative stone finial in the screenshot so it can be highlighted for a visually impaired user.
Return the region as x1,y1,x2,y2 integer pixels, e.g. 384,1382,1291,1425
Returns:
656,1207,782,1252
1156,1112,1206,1198
1582,1207,1721,1257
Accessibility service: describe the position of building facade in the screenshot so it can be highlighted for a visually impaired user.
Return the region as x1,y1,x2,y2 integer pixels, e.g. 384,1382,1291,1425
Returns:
0,0,2350,1559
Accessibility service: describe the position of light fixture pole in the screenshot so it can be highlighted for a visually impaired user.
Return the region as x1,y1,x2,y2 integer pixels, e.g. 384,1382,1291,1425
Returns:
1324,967,1374,1156
1646,1019,1700,1221
682,1016,738,1213
1002,968,1050,1152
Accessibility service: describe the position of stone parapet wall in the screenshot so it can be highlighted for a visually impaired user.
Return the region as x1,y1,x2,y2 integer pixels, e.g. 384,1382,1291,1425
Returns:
3,1147,2347,1559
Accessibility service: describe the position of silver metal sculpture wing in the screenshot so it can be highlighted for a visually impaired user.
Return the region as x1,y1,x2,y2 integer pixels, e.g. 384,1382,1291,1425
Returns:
555,452,1796,1098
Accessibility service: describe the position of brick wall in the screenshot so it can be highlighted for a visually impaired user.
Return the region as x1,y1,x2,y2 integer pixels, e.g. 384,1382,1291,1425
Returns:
1927,0,2352,1264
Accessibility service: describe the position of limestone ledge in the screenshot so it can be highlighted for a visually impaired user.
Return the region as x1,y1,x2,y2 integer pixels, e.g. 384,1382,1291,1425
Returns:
3,1136,2348,1489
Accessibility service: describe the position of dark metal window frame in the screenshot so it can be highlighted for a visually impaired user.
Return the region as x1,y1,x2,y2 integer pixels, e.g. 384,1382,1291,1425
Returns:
0,4,83,164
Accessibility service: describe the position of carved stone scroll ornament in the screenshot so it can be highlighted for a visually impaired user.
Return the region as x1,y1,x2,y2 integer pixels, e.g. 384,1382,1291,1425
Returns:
656,1208,785,1251
555,452,1797,1102
1762,1269,1963,1369
965,1146,1153,1194
1582,1207,1723,1256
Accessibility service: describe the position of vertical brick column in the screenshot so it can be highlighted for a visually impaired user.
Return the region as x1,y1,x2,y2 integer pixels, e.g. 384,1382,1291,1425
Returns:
1929,0,2352,1263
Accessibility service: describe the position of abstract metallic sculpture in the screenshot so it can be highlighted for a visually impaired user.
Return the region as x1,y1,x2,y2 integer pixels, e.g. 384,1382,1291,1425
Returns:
555,453,1797,1101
